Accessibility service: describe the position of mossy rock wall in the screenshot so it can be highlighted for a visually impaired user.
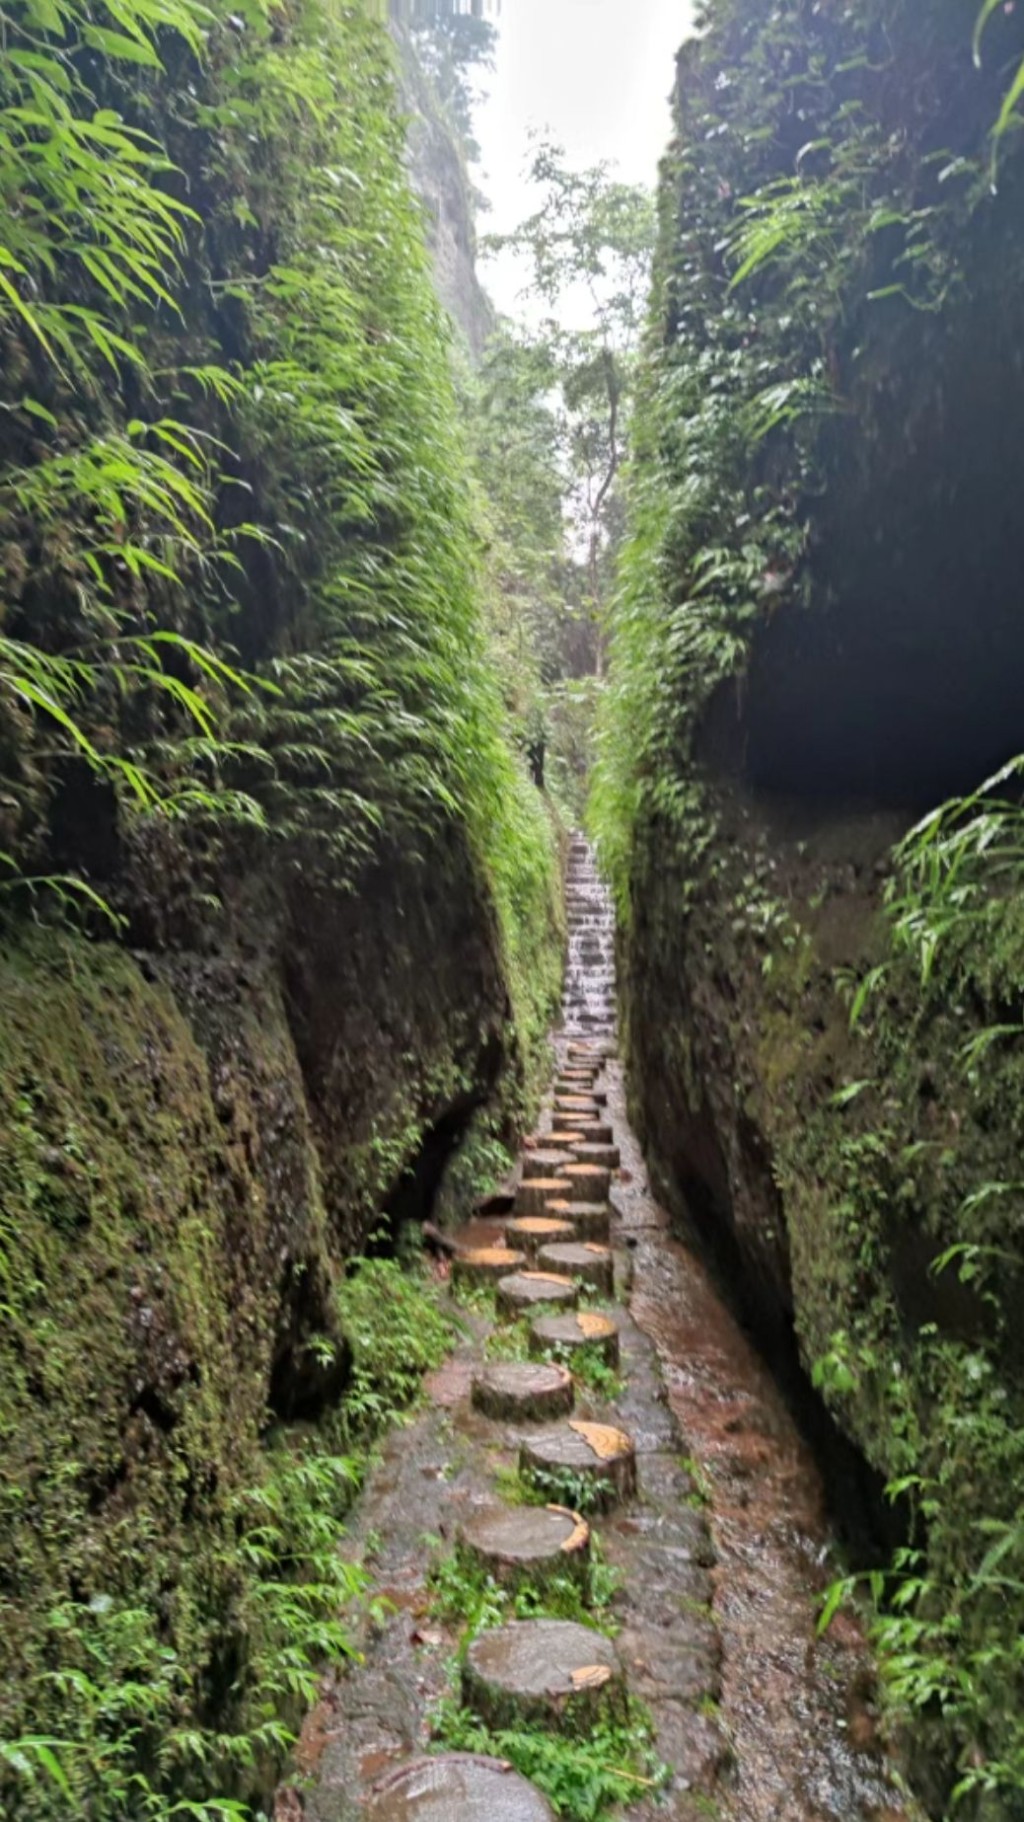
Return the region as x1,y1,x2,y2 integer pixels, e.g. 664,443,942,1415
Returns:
601,1,1024,1808
0,815,517,1779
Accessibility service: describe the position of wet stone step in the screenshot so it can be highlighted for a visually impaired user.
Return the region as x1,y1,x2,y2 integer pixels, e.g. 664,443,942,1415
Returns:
560,1161,613,1203
504,1215,577,1259
462,1619,625,1733
515,1176,574,1216
530,1309,621,1368
496,1271,578,1319
522,1148,576,1179
471,1360,574,1422
363,1754,555,1822
520,1419,637,1509
546,1198,611,1243
536,1241,615,1297
451,1246,526,1291
457,1503,590,1593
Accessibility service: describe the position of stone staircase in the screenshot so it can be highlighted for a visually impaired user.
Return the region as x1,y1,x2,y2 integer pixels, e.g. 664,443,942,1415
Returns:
361,837,636,1820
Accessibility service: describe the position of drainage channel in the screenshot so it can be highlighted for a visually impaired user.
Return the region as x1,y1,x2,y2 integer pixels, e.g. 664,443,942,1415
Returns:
289,836,915,1822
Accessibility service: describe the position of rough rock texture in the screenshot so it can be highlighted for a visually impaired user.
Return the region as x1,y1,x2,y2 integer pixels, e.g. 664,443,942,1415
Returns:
394,31,494,360
0,818,523,1759
608,2,1024,1805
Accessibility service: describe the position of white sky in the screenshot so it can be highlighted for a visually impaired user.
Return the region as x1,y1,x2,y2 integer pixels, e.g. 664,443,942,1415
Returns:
474,0,697,317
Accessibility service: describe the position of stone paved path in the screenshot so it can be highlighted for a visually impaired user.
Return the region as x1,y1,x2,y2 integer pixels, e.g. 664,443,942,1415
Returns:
292,836,915,1822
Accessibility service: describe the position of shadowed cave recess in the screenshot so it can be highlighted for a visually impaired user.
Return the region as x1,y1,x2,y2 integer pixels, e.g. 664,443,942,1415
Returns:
708,303,1024,816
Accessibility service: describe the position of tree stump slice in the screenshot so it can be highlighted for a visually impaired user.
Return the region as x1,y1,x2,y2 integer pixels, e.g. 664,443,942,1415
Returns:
364,1755,555,1822
522,1149,575,1180
530,1310,621,1369
544,1130,587,1154
546,1199,610,1244
495,1271,578,1319
471,1360,574,1422
553,1095,601,1117
451,1247,526,1292
569,1121,613,1144
560,1162,612,1203
462,1619,625,1734
568,1142,621,1171
458,1503,590,1593
559,1109,603,1126
504,1215,576,1260
515,1176,574,1216
536,1242,615,1297
520,1420,636,1509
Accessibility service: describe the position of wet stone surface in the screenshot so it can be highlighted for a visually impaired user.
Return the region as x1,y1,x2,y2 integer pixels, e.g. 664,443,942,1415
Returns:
292,837,914,1822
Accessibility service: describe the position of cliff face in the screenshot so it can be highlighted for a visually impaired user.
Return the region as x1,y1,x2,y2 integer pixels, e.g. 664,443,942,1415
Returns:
395,28,495,359
597,1,1024,1806
0,0,559,1805
1,817,516,1771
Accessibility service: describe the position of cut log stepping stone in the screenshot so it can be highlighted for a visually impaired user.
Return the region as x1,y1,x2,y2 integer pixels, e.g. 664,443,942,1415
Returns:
554,1094,601,1116
462,1619,625,1732
522,1149,575,1180
504,1215,576,1259
537,1241,615,1296
545,1130,587,1154
546,1198,611,1243
451,1246,526,1291
496,1271,578,1319
515,1176,574,1216
571,1121,613,1144
569,1141,621,1171
561,1162,612,1203
520,1419,636,1509
471,1359,574,1422
530,1309,621,1369
364,1754,555,1821
458,1502,590,1593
